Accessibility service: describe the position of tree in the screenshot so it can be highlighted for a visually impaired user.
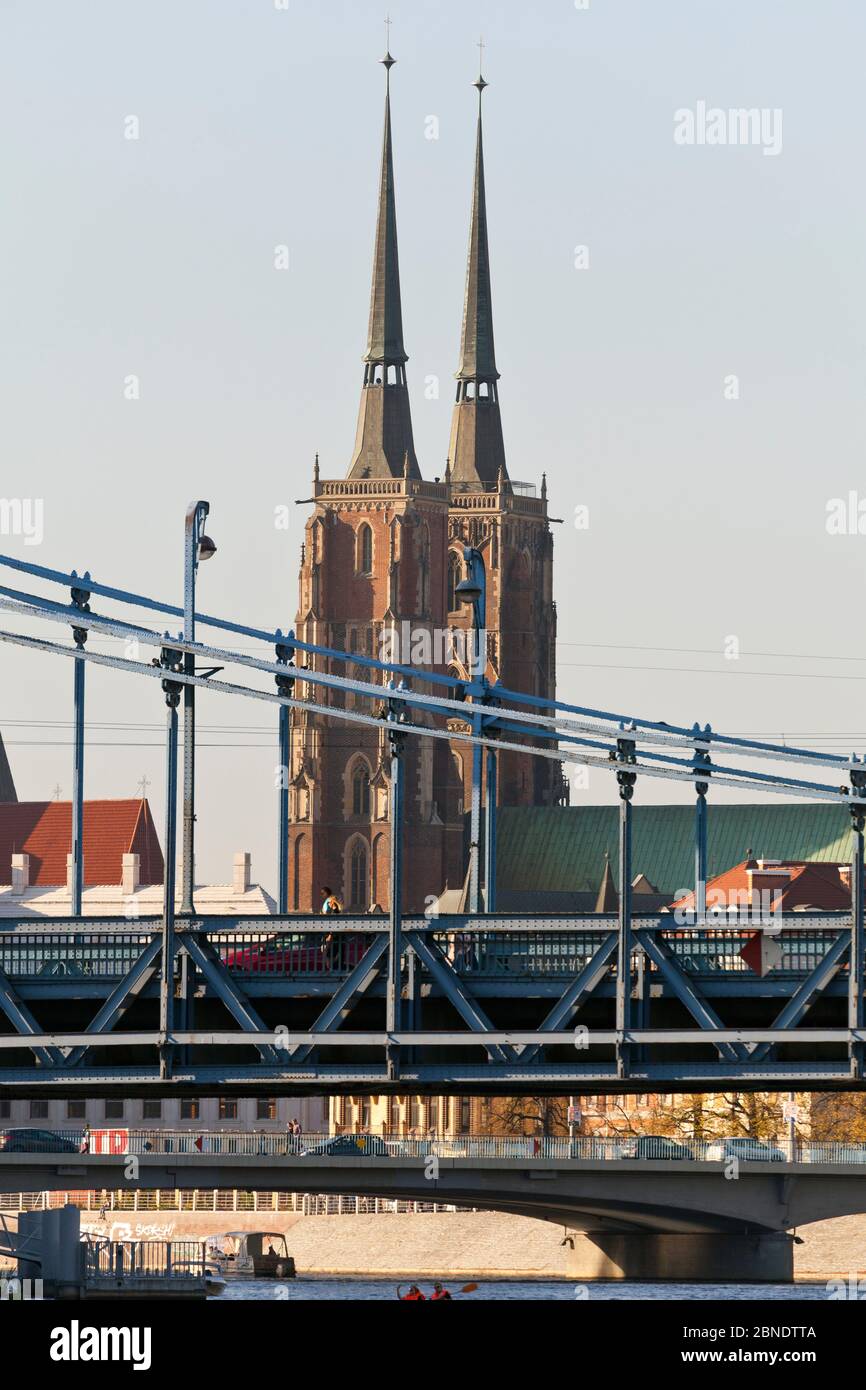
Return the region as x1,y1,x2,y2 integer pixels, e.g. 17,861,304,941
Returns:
478,1095,569,1137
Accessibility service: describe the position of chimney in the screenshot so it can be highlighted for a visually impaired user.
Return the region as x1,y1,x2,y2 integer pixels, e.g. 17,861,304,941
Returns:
11,853,30,895
122,853,140,897
233,852,251,896
66,853,74,895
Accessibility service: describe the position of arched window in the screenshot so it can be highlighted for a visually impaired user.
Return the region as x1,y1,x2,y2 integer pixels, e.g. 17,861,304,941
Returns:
352,762,371,817
357,523,373,575
447,552,462,612
349,840,368,909
292,834,304,910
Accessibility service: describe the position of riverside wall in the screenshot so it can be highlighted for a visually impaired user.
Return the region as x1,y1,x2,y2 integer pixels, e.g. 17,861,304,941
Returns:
3,1207,861,1281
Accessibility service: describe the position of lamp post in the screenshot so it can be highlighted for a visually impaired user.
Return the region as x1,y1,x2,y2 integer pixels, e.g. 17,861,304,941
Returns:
386,680,408,1078
69,574,92,918
158,640,183,1079
181,501,216,916
456,546,491,914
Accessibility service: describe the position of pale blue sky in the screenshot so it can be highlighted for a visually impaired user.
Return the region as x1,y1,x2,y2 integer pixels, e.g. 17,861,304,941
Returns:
2,0,866,890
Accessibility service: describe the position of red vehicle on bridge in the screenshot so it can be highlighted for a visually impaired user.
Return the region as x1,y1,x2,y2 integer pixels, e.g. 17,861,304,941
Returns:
223,931,370,975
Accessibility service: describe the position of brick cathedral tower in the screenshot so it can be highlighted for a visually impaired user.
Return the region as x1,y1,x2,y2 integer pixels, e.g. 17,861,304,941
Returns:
445,69,560,812
287,51,463,913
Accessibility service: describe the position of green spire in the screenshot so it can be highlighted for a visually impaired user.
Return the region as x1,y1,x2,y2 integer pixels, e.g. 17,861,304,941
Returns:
448,62,507,488
456,73,499,383
363,52,407,366
349,49,420,480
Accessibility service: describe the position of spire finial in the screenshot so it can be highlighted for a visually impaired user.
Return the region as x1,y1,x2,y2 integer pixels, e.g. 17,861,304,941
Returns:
474,36,488,101
382,15,395,79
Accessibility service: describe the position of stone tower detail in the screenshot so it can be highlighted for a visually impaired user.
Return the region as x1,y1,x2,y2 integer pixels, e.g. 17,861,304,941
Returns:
287,57,560,915
287,52,461,913
445,71,559,812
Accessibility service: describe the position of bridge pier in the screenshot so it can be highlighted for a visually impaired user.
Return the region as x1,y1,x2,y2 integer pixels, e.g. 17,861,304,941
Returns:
565,1230,794,1283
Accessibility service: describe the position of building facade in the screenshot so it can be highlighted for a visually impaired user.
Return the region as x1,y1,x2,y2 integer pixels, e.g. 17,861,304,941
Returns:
287,55,558,914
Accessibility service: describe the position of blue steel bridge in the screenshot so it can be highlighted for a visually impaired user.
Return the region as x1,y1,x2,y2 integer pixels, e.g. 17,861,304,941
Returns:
0,520,865,1096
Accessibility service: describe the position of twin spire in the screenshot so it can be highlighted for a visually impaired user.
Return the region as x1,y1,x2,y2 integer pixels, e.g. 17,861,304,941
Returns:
363,52,407,369
347,48,507,488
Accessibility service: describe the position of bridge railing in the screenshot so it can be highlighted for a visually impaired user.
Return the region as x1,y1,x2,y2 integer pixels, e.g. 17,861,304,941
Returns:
4,1129,866,1164
82,1237,207,1280
0,914,853,982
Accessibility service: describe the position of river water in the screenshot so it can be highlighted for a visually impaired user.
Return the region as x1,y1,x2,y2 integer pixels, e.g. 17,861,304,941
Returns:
217,1277,833,1301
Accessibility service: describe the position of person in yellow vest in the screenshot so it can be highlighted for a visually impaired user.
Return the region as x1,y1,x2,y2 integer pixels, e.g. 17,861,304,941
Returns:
320,885,342,915
320,885,343,967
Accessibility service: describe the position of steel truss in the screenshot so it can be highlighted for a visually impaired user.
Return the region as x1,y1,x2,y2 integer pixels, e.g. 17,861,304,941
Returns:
0,541,864,1093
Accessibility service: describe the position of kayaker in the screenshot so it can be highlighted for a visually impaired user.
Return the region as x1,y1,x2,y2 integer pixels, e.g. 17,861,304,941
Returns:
431,1281,452,1300
401,1284,426,1300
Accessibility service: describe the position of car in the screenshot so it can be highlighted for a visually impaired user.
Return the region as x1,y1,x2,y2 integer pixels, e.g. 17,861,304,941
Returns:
705,1136,786,1163
301,1133,391,1158
0,1127,83,1154
224,932,370,974
619,1135,695,1161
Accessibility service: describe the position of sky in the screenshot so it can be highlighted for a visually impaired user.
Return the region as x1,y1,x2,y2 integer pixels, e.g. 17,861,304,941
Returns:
2,0,866,892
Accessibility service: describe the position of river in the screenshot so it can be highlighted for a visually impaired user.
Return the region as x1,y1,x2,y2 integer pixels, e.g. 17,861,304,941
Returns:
217,1277,833,1301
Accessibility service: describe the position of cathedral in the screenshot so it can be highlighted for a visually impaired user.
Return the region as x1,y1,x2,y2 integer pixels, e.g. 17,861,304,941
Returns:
288,52,559,914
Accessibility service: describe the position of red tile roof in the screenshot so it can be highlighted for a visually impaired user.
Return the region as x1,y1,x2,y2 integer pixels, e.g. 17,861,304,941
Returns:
0,800,163,886
671,859,851,914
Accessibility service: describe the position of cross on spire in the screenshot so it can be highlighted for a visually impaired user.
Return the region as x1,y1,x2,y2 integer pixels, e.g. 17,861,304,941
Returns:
137,774,151,799
475,36,488,99
382,14,395,74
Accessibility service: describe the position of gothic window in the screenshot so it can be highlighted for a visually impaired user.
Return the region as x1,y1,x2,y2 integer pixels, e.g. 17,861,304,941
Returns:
352,761,371,816
357,523,373,575
447,552,462,613
417,522,430,615
348,839,368,910
293,834,304,910
372,832,384,905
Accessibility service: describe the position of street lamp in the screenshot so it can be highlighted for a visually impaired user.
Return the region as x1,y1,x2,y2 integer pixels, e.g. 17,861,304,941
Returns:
457,545,495,911
455,546,486,676
182,501,216,916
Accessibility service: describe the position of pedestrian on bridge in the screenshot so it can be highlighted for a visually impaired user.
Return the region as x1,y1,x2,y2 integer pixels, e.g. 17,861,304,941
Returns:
320,885,343,968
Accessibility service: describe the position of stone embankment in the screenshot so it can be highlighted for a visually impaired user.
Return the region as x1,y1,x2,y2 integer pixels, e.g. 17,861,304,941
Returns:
2,1208,857,1281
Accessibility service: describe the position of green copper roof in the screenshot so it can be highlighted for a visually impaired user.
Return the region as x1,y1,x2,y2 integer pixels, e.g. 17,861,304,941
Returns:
496,805,854,899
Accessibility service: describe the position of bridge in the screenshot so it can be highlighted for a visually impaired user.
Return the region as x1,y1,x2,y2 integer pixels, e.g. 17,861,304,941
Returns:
2,1132,865,1282
0,520,865,1094
0,909,862,1094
